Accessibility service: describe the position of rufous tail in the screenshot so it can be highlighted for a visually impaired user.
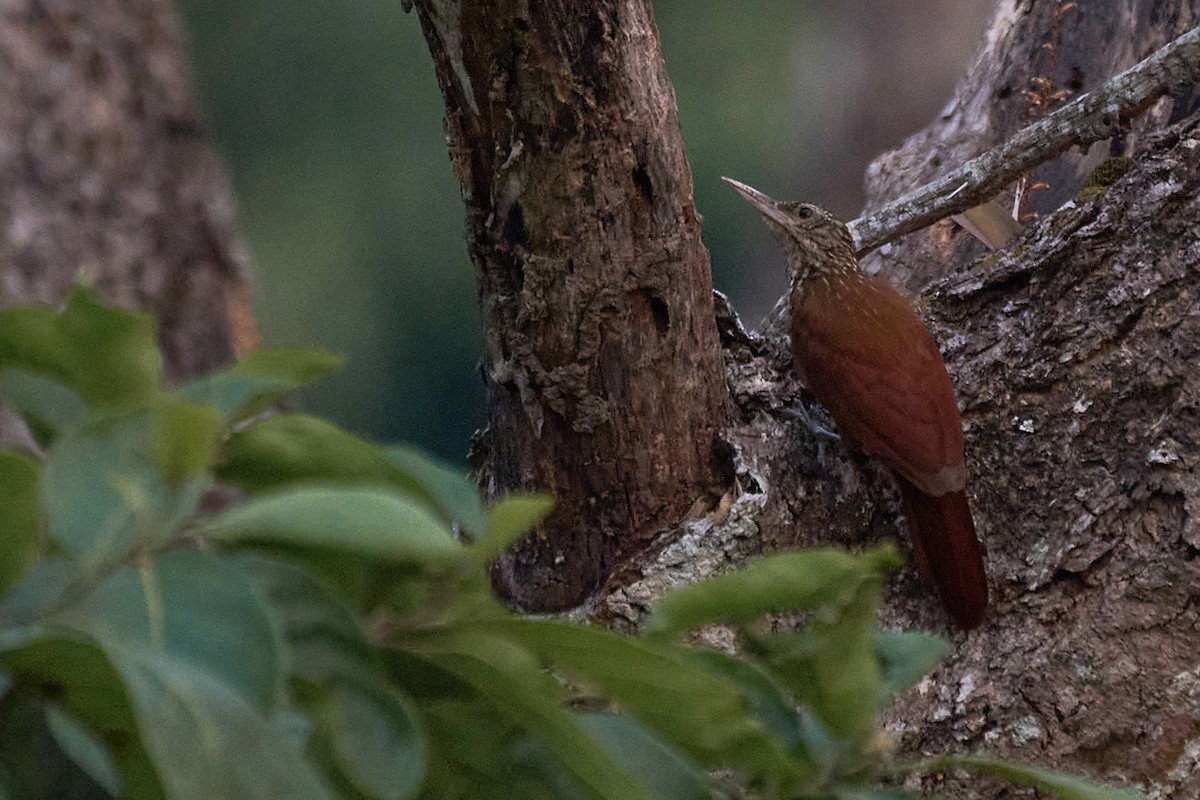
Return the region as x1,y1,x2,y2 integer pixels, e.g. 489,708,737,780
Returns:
895,477,988,630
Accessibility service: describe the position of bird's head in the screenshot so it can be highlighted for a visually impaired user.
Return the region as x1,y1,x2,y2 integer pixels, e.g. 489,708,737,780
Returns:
722,177,858,284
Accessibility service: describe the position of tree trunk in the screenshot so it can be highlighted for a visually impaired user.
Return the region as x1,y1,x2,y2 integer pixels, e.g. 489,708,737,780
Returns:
862,0,1200,293
883,119,1200,797
413,0,1198,791
599,4,1200,796
864,5,1200,794
411,0,732,610
0,0,256,383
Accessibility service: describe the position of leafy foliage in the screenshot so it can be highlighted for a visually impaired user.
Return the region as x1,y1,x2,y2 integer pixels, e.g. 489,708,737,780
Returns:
0,291,1142,799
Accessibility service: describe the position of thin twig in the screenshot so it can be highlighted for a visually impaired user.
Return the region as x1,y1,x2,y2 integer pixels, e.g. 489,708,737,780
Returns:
847,24,1200,254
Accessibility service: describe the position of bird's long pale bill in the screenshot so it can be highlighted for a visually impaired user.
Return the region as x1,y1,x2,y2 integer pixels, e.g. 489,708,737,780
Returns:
720,177,794,230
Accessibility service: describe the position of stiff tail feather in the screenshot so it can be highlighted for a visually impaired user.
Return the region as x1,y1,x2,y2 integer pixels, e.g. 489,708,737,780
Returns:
896,477,988,630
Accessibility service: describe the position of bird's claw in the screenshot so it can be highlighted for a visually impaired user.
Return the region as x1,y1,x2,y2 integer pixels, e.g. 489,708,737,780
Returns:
783,403,840,441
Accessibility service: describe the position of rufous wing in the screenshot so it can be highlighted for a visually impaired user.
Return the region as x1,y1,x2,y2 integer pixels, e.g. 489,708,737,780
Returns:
793,271,988,628
792,271,965,496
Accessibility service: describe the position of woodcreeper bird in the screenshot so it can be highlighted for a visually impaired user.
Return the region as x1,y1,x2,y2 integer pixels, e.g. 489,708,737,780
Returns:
725,177,987,630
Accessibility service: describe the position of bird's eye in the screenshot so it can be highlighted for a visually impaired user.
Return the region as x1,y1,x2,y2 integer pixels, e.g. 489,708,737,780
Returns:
796,206,814,220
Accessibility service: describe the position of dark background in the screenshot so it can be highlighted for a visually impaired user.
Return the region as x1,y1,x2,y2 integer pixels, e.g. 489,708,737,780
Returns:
175,0,990,464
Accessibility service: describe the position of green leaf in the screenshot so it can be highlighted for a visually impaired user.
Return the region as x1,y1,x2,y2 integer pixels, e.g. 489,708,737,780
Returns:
235,347,342,387
417,697,580,800
741,576,884,744
574,712,716,800
318,681,426,800
43,416,148,558
150,395,223,481
0,560,75,627
807,575,881,740
645,545,902,635
382,444,489,539
0,633,140,739
0,633,164,798
51,549,286,714
0,451,40,594
247,558,426,796
409,630,655,800
48,550,328,800
876,631,948,701
0,369,87,443
837,789,918,800
242,556,379,688
0,685,147,800
925,754,1144,799
743,631,821,713
218,414,421,493
0,287,161,408
379,567,510,626
179,347,341,420
42,412,208,558
209,486,464,568
470,494,554,562
45,704,122,796
127,664,333,800
0,305,58,373
678,648,808,760
220,415,481,535
495,619,804,785
57,289,161,405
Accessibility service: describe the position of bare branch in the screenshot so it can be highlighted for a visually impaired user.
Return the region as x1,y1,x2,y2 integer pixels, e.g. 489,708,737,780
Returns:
847,24,1200,254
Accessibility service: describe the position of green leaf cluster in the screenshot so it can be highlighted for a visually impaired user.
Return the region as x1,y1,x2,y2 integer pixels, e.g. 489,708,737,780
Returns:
0,290,1141,800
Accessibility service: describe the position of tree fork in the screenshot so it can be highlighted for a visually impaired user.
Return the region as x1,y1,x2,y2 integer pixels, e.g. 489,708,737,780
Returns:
850,24,1200,254
411,0,732,609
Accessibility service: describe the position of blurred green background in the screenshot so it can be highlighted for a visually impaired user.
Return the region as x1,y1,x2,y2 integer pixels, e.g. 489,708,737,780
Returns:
175,0,988,465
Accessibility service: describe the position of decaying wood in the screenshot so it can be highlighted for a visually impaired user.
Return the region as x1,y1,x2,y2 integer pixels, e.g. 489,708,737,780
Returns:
760,19,1200,337
411,0,731,610
848,24,1200,254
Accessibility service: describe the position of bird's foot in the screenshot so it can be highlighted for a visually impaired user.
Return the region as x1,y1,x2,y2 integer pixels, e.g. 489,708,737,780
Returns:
783,402,840,442
783,402,841,464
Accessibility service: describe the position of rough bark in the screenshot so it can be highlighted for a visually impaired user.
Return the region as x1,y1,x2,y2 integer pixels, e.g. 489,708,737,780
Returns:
411,0,731,610
860,0,1200,294
413,0,1198,791
0,0,256,386
848,25,1200,256
603,112,1200,800
597,7,1200,797
883,120,1200,799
